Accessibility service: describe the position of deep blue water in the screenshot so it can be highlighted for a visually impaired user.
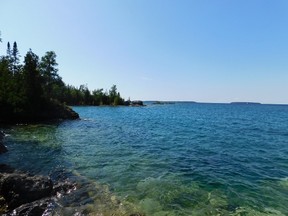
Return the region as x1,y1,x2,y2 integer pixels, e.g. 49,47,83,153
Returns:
1,103,288,215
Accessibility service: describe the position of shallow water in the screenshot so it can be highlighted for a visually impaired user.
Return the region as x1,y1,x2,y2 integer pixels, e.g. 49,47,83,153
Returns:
1,103,288,215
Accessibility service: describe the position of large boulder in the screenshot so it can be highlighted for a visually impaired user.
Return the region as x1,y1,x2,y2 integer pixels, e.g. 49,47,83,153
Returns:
0,173,53,210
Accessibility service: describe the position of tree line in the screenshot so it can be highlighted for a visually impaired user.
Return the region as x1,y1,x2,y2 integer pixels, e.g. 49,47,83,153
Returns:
0,35,125,121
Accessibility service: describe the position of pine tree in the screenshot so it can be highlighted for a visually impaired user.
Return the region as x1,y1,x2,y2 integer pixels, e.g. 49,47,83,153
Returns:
6,42,13,72
40,51,59,79
6,42,11,57
22,49,43,112
40,51,62,99
11,42,20,74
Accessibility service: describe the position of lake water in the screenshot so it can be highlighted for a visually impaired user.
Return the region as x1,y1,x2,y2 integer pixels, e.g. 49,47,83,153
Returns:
1,103,288,215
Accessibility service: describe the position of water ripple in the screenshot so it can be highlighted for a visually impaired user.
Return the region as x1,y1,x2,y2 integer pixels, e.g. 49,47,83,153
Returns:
2,103,288,215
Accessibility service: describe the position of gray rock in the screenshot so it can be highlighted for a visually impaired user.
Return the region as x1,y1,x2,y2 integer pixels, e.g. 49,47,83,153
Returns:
6,198,52,216
131,100,144,106
0,143,7,154
0,173,53,210
0,131,7,154
52,181,77,196
0,165,79,215
0,164,15,173
0,131,4,140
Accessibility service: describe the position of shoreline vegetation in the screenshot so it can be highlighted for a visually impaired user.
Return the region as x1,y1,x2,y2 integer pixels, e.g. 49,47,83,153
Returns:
0,35,146,215
0,36,145,124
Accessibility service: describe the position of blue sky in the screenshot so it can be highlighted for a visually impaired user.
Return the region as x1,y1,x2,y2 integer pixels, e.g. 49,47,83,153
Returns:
1,0,288,103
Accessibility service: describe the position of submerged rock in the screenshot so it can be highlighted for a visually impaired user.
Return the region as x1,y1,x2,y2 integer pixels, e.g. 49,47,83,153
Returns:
52,181,77,196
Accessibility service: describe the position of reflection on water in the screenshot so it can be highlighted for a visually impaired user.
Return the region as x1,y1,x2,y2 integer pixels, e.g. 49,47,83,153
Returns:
1,103,288,215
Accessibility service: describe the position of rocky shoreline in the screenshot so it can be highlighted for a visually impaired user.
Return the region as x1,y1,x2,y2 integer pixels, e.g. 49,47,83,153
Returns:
0,165,77,215
0,131,77,215
0,131,145,216
0,102,80,124
0,131,7,154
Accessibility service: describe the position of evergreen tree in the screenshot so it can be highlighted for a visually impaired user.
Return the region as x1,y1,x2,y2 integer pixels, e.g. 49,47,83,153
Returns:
22,49,43,112
0,54,24,118
109,84,117,104
0,35,80,122
11,42,20,74
92,88,104,105
12,42,19,63
83,87,92,105
0,58,11,107
0,34,126,123
6,42,11,57
6,42,13,72
40,51,63,99
113,93,122,106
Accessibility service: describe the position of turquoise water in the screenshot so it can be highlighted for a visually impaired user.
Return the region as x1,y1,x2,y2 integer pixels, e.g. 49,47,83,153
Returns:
2,103,288,215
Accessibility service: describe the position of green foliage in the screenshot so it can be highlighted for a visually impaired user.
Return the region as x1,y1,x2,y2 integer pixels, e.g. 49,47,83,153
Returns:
0,36,125,122
40,51,63,100
61,84,124,106
22,50,44,111
6,42,11,57
11,42,20,74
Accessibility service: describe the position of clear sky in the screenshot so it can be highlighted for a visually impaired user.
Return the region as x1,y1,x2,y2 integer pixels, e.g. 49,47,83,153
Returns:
0,0,288,104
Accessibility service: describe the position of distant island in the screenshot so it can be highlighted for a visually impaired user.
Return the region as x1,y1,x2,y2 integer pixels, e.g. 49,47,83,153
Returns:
151,101,196,105
152,101,175,105
230,102,262,105
0,38,128,123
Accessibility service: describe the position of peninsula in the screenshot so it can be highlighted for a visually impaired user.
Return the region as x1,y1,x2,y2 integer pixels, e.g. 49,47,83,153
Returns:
0,39,126,124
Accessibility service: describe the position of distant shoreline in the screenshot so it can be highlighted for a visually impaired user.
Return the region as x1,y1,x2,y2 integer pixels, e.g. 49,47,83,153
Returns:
70,101,288,106
143,101,288,106
230,102,261,105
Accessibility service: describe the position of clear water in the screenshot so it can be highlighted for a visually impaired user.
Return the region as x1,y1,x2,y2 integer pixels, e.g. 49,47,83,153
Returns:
1,103,288,215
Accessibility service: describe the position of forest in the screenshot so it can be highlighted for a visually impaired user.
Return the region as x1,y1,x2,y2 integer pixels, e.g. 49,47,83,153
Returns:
0,35,125,122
